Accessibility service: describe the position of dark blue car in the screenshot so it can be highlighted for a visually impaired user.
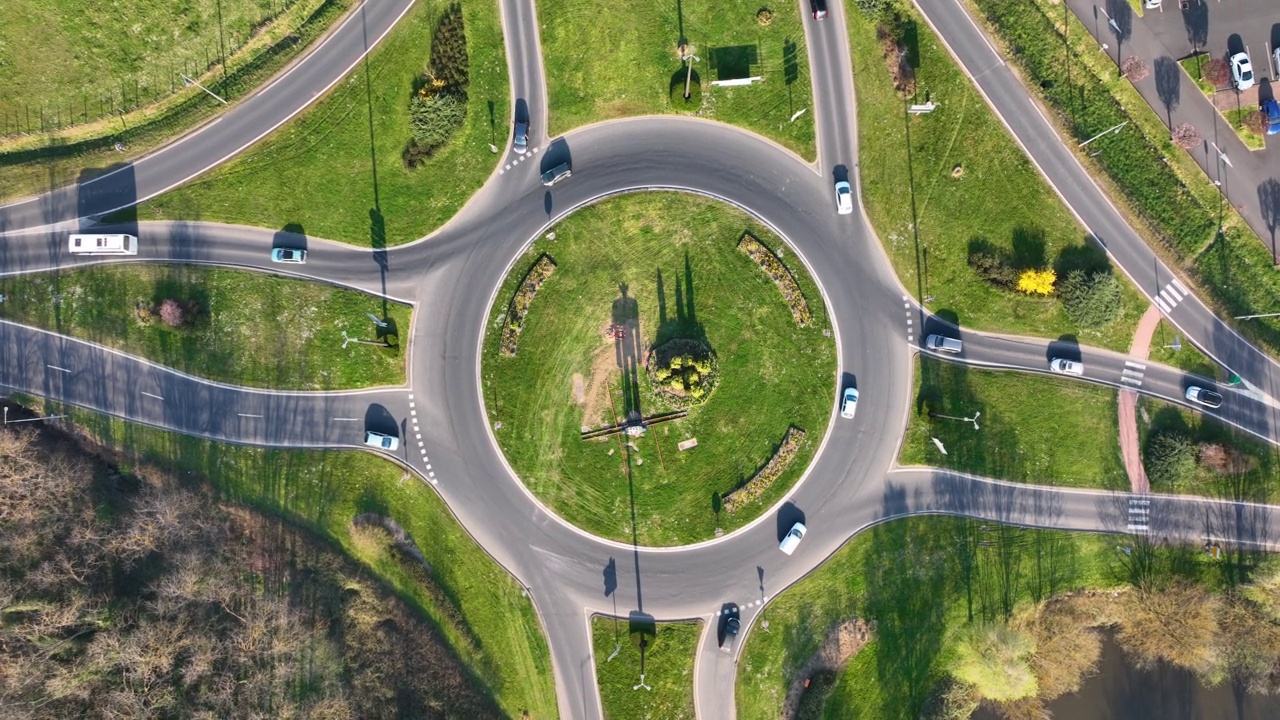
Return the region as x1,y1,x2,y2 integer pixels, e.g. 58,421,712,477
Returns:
1263,99,1280,136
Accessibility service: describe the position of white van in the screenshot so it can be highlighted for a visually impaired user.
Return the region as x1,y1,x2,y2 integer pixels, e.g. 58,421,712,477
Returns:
68,234,137,255
925,334,962,354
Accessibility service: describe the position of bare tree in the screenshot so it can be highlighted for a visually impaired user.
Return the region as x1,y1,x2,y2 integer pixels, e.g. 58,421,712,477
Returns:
1171,123,1202,149
1122,56,1150,82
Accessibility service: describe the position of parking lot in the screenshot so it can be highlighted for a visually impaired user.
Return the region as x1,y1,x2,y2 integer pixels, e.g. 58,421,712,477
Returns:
1142,0,1280,82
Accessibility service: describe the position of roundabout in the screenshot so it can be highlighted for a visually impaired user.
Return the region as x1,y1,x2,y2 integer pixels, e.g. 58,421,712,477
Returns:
481,192,837,546
5,0,1280,718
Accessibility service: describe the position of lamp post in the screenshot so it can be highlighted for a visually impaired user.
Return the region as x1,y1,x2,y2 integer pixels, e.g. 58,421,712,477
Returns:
929,410,981,430
341,330,390,349
1235,312,1280,320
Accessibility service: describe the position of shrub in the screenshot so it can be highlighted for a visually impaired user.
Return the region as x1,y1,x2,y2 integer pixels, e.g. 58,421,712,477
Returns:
1015,268,1056,296
500,255,557,356
968,248,1018,289
722,426,806,513
950,624,1037,702
1243,110,1268,136
408,91,467,156
1144,430,1197,487
737,234,812,326
428,3,469,92
853,0,897,21
1058,269,1121,329
158,298,190,328
756,7,774,25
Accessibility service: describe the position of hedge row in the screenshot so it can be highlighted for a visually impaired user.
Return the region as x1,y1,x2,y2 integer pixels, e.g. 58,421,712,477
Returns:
738,234,812,326
723,426,806,513
970,0,1215,256
500,254,556,357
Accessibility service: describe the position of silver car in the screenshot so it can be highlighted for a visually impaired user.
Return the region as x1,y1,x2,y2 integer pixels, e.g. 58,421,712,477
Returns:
840,387,859,419
271,247,307,264
1049,358,1083,376
364,431,399,451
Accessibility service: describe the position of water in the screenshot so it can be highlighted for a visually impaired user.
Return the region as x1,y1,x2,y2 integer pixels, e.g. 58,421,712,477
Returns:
971,633,1280,720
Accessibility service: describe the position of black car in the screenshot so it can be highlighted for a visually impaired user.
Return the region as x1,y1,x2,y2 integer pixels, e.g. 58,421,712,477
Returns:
811,0,828,19
719,603,741,652
513,120,529,154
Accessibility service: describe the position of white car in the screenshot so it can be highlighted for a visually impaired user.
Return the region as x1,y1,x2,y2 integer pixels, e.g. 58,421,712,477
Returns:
834,180,853,215
840,387,858,419
1230,52,1254,91
271,247,306,264
364,431,399,451
779,522,807,555
1185,386,1223,409
1049,358,1083,376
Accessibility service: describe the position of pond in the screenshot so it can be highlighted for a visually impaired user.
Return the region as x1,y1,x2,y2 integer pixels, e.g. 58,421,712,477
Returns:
972,632,1280,720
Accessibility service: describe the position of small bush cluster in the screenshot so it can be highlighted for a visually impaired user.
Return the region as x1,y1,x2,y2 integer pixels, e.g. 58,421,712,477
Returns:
649,339,717,406
500,254,556,356
135,297,200,329
1144,430,1197,487
738,234,811,326
968,247,1018,289
404,3,469,167
756,7,774,25
1058,269,1121,328
1015,268,1056,296
876,22,916,96
722,426,806,513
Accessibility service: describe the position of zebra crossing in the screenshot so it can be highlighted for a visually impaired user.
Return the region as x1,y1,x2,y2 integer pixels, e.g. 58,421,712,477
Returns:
1128,497,1151,533
1120,360,1146,387
1152,278,1190,315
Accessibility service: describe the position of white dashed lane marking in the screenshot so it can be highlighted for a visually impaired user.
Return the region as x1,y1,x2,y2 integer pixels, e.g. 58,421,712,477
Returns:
406,393,436,484
1128,497,1151,533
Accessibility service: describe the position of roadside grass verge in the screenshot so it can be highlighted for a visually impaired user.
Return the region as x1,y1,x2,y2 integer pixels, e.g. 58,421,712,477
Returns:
593,617,698,719
132,0,508,246
19,401,559,720
1148,319,1218,379
538,0,815,159
847,6,1145,350
0,265,410,389
1137,395,1279,501
481,192,835,546
900,356,1127,489
1224,107,1266,150
0,0,355,204
737,516,1132,719
1178,54,1216,96
962,0,1280,358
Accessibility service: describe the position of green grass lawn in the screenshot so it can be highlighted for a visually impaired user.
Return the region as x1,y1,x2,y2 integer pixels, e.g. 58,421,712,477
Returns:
482,192,836,546
1148,319,1218,379
132,0,507,246
1224,107,1266,150
538,0,815,159
593,617,698,720
900,356,1127,489
1179,55,1217,97
1138,396,1279,501
27,401,558,719
0,265,410,389
0,0,353,204
847,7,1145,350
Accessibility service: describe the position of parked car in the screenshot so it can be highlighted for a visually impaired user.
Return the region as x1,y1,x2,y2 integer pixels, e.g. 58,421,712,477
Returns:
1185,386,1224,409
1143,0,1161,7
1049,358,1083,376
271,247,306,264
364,431,399,451
811,0,828,19
840,387,859,419
541,162,572,186
513,120,529,154
779,522,807,555
1262,99,1280,136
1231,52,1255,91
834,180,853,215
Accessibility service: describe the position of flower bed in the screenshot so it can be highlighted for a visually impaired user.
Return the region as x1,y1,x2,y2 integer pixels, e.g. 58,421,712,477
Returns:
646,338,718,407
723,425,806,513
500,254,556,356
737,234,811,326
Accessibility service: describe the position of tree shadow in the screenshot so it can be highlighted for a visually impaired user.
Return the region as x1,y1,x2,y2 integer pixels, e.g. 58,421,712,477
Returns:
1257,178,1280,262
1010,226,1046,270
1054,239,1112,277
611,284,642,420
654,251,707,346
1154,56,1181,128
1182,1,1209,52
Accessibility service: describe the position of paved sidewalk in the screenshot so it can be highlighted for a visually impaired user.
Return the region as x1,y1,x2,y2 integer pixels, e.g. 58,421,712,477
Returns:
1064,0,1279,256
1119,304,1162,493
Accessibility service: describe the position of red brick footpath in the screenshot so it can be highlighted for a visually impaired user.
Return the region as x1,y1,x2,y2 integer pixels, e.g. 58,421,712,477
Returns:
1119,305,1161,494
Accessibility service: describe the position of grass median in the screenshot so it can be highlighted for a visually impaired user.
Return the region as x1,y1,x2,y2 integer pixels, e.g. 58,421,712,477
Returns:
482,192,836,546
593,617,699,719
20,400,559,719
0,264,410,390
132,0,508,246
538,0,815,159
900,356,1127,489
847,5,1146,350
1,0,355,203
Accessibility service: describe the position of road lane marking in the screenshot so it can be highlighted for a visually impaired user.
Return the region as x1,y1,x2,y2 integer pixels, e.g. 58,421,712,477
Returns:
237,413,263,418
1172,279,1189,296
1124,360,1146,371
332,417,359,421
46,364,70,373
140,391,164,400
1164,284,1183,302
1153,296,1171,313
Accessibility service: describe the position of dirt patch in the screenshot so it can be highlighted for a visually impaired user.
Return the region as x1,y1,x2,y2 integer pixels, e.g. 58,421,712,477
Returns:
782,618,873,720
572,373,585,405
581,330,621,429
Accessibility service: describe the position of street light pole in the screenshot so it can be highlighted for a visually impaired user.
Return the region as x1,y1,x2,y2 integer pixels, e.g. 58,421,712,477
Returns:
1078,120,1128,147
929,410,981,430
1235,312,1280,320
